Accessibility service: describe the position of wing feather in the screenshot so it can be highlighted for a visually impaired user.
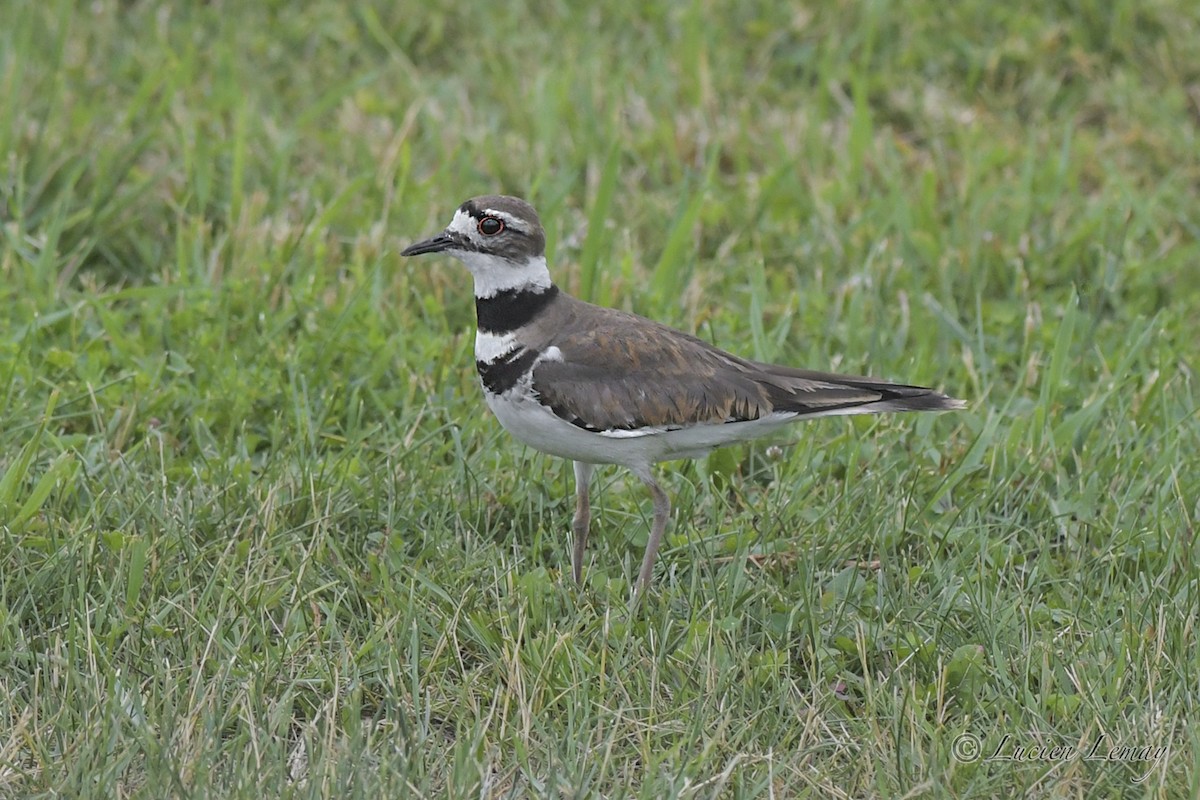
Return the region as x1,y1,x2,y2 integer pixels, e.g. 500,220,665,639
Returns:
530,310,915,432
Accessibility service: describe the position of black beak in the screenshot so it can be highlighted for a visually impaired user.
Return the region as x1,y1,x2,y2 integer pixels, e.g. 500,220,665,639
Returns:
400,231,455,256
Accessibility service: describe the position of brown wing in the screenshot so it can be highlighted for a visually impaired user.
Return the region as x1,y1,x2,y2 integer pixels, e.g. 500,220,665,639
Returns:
531,309,926,432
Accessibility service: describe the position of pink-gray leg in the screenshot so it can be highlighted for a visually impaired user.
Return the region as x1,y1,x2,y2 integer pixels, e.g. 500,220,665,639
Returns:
631,465,670,601
571,461,593,585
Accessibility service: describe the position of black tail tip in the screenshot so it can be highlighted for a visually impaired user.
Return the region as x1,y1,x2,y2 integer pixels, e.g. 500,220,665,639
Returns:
882,392,967,413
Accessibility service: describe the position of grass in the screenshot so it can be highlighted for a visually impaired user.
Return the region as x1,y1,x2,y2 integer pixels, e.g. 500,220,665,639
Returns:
1,0,1198,796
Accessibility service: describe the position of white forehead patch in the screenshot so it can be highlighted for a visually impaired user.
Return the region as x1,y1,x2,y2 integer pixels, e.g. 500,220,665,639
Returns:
447,208,477,238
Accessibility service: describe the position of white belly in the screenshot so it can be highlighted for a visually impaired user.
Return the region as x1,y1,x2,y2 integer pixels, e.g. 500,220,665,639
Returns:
485,390,651,465
484,389,802,467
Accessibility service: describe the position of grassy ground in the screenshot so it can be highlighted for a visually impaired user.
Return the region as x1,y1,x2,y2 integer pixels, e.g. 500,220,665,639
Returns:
2,0,1198,797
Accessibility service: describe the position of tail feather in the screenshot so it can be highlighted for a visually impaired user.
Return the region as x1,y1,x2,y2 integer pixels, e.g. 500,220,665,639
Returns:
754,365,967,418
855,389,967,414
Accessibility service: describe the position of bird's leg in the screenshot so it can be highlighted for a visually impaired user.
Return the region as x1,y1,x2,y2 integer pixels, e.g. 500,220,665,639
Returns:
571,461,594,585
632,466,671,601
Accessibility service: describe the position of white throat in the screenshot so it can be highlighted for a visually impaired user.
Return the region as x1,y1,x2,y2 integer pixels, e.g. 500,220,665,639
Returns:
453,251,552,298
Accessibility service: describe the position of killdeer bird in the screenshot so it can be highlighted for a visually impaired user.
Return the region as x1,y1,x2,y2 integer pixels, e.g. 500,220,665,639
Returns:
402,195,964,597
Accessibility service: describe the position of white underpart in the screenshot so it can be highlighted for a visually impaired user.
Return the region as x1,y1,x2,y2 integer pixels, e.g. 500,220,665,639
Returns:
590,400,910,439
474,334,561,365
484,386,807,466
443,208,552,298
474,330,518,363
486,385,929,466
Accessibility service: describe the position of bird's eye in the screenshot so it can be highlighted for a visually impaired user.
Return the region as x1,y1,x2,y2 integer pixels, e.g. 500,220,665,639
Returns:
478,217,504,236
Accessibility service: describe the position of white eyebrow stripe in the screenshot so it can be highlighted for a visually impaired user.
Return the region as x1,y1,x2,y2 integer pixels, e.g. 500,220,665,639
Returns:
482,209,529,232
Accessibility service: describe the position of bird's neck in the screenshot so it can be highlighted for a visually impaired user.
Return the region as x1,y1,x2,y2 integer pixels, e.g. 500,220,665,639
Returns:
458,252,553,300
475,283,559,335
457,252,557,334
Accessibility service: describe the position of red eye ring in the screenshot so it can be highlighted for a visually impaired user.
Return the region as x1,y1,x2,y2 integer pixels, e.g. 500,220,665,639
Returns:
478,217,505,236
